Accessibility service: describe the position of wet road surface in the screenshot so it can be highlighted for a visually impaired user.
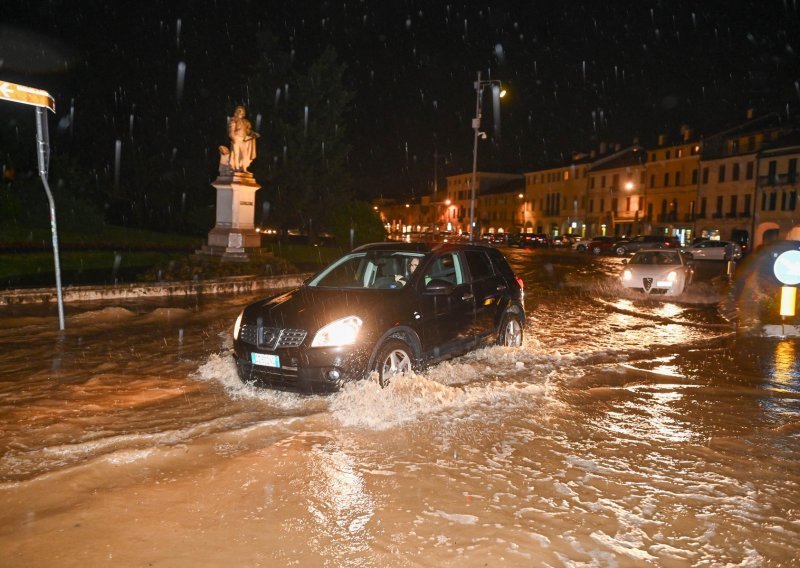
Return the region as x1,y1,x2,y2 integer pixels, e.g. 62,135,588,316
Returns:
1,249,798,566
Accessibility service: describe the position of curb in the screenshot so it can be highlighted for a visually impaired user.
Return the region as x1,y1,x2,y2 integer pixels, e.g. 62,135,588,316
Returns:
0,273,313,306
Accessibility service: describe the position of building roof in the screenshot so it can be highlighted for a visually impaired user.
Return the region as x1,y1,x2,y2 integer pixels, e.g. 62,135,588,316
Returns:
481,177,526,196
587,146,646,172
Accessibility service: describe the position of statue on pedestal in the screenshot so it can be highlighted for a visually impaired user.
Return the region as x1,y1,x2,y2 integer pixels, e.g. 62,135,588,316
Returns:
227,105,259,173
202,104,263,260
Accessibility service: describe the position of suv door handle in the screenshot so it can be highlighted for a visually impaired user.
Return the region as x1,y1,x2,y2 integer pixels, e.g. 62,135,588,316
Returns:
461,293,474,301
496,284,507,292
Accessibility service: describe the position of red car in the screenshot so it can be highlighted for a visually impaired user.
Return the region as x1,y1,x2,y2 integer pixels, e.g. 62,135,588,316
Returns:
587,236,616,255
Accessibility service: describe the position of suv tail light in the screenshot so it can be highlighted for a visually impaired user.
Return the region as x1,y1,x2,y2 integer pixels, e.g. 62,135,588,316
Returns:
515,276,524,291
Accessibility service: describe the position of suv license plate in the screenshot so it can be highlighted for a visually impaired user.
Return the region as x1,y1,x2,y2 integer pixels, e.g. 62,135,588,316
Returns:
251,353,280,368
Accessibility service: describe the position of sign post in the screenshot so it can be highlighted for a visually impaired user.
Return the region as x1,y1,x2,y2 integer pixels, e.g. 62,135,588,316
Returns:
0,81,64,330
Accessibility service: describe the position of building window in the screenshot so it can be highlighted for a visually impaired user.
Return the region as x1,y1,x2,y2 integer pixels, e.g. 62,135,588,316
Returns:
640,171,646,185
589,199,594,213
612,174,619,188
782,192,788,211
733,163,740,181
746,161,754,180
590,177,596,189
611,198,618,212
790,191,798,210
675,171,681,186
663,173,670,187
650,174,655,187
768,160,777,183
563,170,570,181
702,168,709,184
769,192,777,211
666,150,671,160
700,197,707,217
729,195,738,216
789,158,797,184
677,148,683,158
650,153,656,162
601,176,606,188
691,169,698,184
718,165,726,183
744,194,751,215
600,198,605,212
716,196,723,215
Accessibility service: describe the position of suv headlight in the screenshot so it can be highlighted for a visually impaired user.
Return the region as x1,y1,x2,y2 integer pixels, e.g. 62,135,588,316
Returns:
667,271,677,282
311,316,363,347
233,311,244,339
622,269,632,281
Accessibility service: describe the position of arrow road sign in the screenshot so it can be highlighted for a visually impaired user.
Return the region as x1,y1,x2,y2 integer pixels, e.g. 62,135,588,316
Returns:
0,80,55,112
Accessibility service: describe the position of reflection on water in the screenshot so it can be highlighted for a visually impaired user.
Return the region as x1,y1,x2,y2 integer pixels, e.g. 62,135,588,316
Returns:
656,302,683,319
313,439,373,531
770,340,799,389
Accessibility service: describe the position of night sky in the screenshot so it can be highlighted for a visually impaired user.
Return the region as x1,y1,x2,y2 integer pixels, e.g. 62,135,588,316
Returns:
2,0,799,200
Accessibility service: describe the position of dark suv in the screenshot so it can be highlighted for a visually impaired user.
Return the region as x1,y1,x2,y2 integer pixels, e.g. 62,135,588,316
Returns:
612,235,680,256
232,242,525,393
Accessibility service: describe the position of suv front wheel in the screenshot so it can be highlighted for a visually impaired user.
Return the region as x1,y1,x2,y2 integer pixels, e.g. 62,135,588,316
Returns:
373,339,414,387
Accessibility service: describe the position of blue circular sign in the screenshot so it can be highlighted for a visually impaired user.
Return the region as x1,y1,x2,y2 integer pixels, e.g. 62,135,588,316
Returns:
773,250,800,285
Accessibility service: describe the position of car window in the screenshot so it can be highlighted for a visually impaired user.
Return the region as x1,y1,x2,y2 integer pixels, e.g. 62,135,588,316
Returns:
465,250,495,281
487,249,516,281
423,252,464,286
308,251,426,289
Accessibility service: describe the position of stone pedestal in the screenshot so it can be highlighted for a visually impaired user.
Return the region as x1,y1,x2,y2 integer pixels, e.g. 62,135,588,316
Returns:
202,171,261,261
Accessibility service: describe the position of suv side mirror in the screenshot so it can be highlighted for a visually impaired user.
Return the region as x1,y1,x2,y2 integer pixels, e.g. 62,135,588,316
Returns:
424,279,455,295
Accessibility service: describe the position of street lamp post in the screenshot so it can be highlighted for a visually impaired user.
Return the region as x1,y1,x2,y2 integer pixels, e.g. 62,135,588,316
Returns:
469,71,505,241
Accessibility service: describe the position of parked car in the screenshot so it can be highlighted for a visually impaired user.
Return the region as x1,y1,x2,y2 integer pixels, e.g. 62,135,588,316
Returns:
481,233,507,245
570,236,590,252
508,233,549,248
612,235,681,256
620,249,694,296
682,239,742,261
587,236,617,255
232,242,526,393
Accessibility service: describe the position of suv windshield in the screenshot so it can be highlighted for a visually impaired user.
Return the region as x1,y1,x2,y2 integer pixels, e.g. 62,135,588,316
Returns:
308,251,427,289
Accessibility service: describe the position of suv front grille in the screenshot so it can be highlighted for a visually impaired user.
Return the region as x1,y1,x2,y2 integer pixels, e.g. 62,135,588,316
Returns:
239,324,307,349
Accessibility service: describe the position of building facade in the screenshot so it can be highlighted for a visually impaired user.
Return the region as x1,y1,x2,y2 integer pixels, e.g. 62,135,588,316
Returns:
374,114,800,248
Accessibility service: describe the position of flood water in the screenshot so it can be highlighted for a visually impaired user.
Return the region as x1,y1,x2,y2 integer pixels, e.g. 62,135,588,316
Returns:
1,250,798,566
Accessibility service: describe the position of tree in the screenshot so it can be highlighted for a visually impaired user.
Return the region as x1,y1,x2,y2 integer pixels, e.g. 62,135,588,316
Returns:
329,200,387,249
248,44,353,238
